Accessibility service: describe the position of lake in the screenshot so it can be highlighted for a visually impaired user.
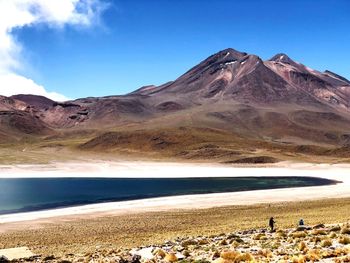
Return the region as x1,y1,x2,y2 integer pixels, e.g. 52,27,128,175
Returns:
0,176,338,215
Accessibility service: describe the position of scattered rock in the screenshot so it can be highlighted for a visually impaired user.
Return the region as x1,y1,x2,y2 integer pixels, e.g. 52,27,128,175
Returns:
296,225,311,231
43,255,56,261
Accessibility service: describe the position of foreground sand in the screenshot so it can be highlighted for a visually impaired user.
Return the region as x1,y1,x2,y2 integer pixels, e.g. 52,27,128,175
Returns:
0,198,350,258
2,222,350,262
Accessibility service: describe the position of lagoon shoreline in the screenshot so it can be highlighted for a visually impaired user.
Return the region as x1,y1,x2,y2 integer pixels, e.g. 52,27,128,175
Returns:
0,161,350,226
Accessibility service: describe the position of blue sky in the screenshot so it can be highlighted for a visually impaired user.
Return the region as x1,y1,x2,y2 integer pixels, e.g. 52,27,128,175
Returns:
9,0,350,99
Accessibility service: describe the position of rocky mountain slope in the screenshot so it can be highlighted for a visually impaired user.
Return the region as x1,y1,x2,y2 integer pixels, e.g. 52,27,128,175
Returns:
0,96,52,142
2,48,350,161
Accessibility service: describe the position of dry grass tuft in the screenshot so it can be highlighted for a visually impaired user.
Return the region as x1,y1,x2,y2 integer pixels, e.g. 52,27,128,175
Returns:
291,232,307,238
320,239,332,247
1,198,350,256
220,250,240,260
164,252,178,262
340,226,350,235
292,255,306,263
311,229,327,235
338,235,350,245
305,250,321,261
298,241,307,251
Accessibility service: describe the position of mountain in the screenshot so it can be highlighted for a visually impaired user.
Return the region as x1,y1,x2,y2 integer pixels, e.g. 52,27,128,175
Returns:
0,96,52,142
11,94,55,110
1,48,350,162
134,48,350,107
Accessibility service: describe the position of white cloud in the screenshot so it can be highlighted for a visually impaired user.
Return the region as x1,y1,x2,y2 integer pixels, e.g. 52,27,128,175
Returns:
0,73,68,101
0,0,106,101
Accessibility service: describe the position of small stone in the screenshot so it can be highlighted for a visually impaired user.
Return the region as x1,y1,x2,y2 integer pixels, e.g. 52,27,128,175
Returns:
296,226,311,231
219,239,228,245
211,251,220,260
43,255,56,261
182,250,190,257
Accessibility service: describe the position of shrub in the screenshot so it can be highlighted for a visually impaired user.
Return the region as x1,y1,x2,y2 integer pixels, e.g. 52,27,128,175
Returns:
320,239,332,247
292,255,306,263
328,232,337,238
291,232,307,238
153,248,166,258
235,252,254,262
340,227,350,235
306,250,321,261
298,241,307,251
329,225,341,232
253,233,266,240
220,250,239,260
311,229,327,235
164,253,178,262
338,235,350,245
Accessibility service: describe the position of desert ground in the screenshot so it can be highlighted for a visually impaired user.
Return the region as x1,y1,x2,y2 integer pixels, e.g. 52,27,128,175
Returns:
0,199,350,261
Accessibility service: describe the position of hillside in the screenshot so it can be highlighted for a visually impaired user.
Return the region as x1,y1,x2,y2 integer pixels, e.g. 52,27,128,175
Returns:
2,48,350,163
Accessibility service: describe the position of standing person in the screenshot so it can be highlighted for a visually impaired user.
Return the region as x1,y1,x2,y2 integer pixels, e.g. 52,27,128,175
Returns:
269,217,276,232
299,218,304,226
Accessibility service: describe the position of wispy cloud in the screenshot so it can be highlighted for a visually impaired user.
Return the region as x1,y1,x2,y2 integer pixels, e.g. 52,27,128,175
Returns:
0,0,107,101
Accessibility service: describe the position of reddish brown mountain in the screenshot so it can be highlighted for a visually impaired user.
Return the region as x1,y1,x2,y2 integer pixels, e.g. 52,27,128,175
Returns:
1,48,350,154
11,94,55,110
0,96,52,141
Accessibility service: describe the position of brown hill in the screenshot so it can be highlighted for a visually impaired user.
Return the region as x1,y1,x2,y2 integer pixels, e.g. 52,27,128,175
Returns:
11,94,55,110
0,96,53,142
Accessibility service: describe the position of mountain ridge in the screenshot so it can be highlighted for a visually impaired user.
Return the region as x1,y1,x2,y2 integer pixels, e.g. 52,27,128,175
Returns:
1,48,350,162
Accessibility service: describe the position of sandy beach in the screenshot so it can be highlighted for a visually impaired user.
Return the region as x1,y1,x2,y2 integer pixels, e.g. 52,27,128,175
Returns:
0,161,350,225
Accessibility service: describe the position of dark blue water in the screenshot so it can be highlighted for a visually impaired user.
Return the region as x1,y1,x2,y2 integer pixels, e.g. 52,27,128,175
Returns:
0,177,338,215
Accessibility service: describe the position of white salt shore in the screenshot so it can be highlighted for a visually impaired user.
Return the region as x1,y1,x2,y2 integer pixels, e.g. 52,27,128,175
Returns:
0,161,349,224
